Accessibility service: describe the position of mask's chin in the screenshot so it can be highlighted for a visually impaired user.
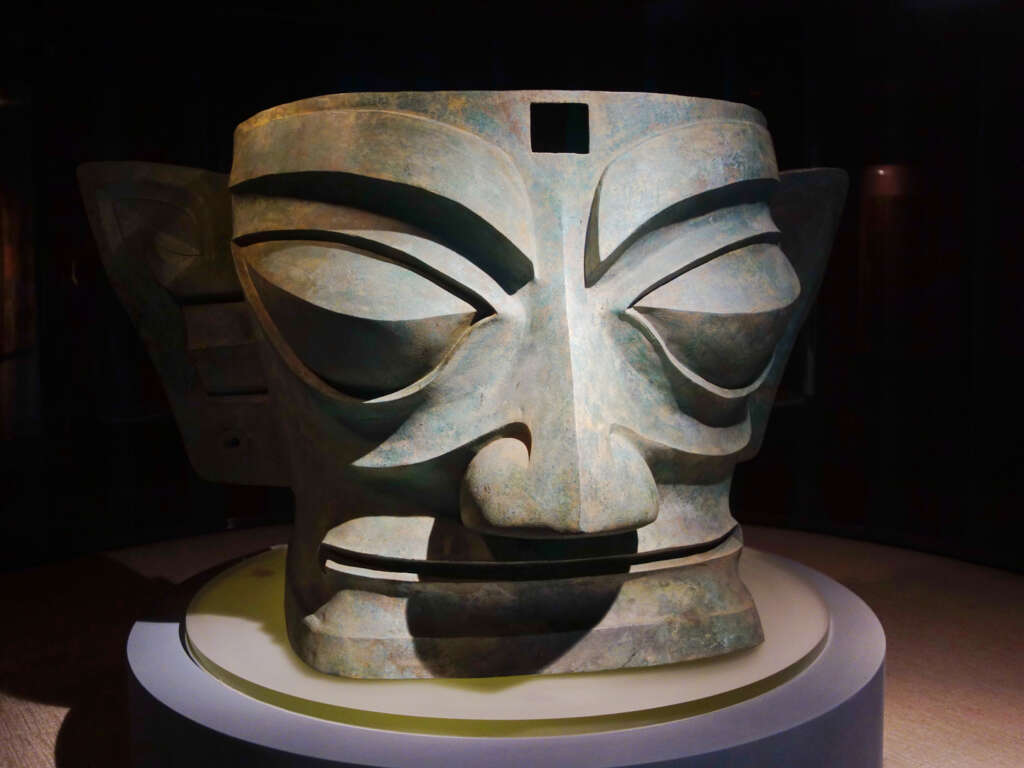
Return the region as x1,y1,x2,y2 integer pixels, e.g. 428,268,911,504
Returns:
289,528,762,679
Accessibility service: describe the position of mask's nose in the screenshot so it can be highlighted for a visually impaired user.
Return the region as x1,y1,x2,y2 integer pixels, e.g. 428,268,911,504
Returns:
461,199,660,537
460,430,658,537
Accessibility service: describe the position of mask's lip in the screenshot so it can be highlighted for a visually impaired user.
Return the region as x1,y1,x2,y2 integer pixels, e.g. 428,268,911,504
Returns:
319,526,737,581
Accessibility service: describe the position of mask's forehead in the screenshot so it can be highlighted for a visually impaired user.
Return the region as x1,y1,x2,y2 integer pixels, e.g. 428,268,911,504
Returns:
233,90,767,166
230,91,776,286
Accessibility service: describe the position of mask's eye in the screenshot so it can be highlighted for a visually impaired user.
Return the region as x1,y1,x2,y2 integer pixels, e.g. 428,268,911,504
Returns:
245,241,478,398
632,243,800,389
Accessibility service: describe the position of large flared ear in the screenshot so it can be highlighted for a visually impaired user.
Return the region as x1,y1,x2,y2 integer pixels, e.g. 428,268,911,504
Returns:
77,162,291,486
739,168,848,462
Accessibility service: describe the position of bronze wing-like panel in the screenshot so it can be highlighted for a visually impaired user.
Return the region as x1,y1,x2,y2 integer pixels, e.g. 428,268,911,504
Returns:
77,162,291,486
740,167,849,460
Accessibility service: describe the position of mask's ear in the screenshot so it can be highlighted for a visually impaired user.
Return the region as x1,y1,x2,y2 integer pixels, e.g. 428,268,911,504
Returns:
77,162,291,486
739,168,848,462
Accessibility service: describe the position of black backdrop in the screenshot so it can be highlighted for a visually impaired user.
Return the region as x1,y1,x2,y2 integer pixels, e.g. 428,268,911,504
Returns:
2,0,1021,571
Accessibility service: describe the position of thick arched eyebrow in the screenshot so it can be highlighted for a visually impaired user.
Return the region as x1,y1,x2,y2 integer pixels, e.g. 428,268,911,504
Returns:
595,203,782,309
585,120,778,286
230,109,535,293
231,195,507,315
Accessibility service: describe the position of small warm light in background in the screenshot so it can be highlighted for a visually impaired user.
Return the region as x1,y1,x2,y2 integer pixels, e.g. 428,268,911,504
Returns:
864,164,910,197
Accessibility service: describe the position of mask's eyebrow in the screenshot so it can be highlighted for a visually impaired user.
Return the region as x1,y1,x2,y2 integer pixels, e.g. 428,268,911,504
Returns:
230,109,535,294
595,203,781,309
231,195,506,316
585,119,778,287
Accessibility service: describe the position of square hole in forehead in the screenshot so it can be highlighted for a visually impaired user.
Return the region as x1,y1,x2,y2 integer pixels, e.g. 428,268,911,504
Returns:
530,103,589,154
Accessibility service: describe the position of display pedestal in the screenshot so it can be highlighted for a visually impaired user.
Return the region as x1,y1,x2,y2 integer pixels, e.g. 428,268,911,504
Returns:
128,549,885,767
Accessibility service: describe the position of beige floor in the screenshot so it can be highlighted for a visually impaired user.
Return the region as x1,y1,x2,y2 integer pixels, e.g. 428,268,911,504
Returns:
0,525,1021,767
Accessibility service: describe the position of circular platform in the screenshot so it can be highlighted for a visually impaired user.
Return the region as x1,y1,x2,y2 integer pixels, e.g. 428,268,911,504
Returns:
127,549,885,767
184,547,828,730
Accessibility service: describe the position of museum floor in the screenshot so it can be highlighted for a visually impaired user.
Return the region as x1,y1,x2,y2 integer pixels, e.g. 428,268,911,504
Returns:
0,525,1020,768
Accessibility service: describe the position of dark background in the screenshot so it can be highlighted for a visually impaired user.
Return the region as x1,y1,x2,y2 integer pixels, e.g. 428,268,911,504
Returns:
1,0,1021,571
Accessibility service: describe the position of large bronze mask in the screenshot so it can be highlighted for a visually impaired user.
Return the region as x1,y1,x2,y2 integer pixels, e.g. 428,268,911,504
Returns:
80,91,845,679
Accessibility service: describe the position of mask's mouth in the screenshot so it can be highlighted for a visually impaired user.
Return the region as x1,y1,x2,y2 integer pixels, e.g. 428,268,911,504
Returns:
319,525,737,581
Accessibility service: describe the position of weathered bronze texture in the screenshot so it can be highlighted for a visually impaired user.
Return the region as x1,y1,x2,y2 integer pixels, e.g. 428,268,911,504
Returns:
80,91,845,679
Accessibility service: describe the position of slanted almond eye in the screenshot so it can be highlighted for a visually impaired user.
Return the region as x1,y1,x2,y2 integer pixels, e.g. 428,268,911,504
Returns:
245,241,477,398
632,243,800,389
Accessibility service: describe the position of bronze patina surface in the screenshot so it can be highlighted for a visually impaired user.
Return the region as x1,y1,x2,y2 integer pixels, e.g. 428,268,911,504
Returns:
80,91,845,679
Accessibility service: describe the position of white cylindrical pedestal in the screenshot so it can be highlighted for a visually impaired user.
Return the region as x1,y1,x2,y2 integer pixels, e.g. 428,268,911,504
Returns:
128,549,885,767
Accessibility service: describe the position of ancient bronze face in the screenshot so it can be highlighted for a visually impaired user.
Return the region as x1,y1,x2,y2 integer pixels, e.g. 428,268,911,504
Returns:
80,91,845,679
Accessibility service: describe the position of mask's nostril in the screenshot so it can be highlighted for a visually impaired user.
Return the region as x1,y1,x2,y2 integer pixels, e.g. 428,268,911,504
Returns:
460,437,532,534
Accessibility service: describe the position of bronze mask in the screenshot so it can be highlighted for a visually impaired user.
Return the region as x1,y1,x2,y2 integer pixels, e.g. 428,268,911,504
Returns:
80,91,845,678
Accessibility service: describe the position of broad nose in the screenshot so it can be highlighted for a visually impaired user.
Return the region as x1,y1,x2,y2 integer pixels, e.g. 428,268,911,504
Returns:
459,201,660,537
460,429,658,537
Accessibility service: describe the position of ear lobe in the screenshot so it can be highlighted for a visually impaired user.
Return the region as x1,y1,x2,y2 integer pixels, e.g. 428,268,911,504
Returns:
739,167,848,461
